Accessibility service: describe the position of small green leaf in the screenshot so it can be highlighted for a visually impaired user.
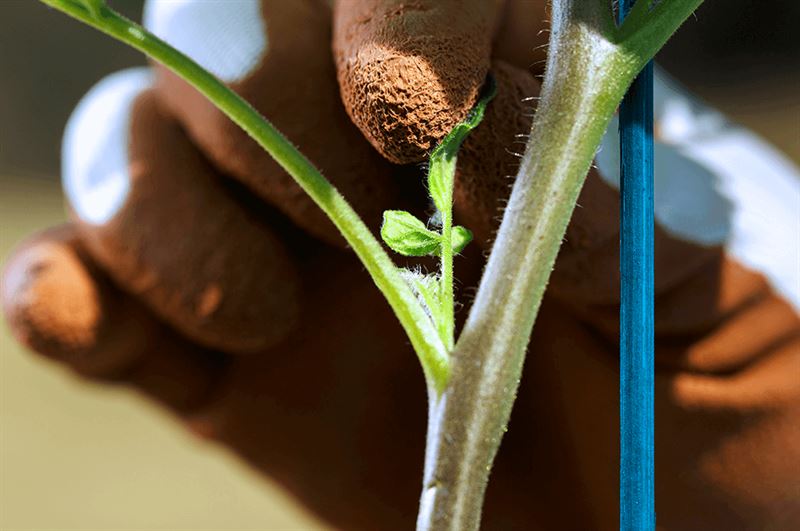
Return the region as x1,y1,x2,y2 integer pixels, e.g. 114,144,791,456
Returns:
79,0,106,17
451,226,473,254
427,75,498,213
381,210,442,256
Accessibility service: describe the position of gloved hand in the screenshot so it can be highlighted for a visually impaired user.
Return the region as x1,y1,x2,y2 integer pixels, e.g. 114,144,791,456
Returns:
3,1,799,529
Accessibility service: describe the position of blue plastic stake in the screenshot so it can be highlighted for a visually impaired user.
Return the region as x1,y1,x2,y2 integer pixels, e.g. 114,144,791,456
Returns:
618,1,655,529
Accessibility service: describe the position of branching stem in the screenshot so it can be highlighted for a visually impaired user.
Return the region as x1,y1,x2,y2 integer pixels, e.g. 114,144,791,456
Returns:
38,0,704,529
438,183,455,351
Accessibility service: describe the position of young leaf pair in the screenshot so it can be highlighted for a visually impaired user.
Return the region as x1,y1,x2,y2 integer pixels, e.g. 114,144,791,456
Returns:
380,77,497,349
380,211,472,257
381,76,497,259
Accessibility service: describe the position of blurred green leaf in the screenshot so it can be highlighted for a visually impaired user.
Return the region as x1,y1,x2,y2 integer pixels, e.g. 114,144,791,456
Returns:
451,226,473,254
79,0,106,17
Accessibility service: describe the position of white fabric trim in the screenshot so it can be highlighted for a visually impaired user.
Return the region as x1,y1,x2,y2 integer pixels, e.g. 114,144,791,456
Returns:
143,0,267,83
596,67,800,311
63,68,153,226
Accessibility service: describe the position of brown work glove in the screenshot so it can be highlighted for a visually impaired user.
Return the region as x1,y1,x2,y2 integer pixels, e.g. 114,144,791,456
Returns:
3,1,798,529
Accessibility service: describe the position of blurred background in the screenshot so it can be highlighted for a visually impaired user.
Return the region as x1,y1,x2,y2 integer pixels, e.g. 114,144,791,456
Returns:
1,0,797,529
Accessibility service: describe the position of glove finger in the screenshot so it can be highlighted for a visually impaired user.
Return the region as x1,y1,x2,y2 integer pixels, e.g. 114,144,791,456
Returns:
333,0,506,163
1,224,227,413
144,0,399,246
63,68,301,354
2,225,152,376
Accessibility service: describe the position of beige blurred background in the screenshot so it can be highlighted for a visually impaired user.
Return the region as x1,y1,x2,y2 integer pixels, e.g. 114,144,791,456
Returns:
1,1,325,529
0,178,325,530
1,1,798,530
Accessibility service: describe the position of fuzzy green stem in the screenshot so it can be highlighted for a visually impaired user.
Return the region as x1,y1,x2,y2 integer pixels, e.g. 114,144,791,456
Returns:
618,0,704,62
426,80,495,351
38,0,450,392
415,0,703,528
621,0,653,32
439,190,455,351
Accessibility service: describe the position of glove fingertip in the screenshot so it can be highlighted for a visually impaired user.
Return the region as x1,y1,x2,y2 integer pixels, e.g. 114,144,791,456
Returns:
1,225,151,375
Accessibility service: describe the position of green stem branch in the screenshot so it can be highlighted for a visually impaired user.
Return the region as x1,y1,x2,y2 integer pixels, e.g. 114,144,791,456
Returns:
618,0,705,63
439,192,455,351
39,0,450,392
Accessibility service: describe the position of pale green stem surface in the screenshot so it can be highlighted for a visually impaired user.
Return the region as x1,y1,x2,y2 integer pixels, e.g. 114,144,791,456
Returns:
438,171,456,352
416,1,705,529
38,0,450,392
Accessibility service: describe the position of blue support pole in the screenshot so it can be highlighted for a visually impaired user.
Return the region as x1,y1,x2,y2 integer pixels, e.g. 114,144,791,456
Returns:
618,1,655,529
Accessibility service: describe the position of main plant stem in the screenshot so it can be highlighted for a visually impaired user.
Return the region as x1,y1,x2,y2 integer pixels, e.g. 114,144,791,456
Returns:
415,1,679,527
